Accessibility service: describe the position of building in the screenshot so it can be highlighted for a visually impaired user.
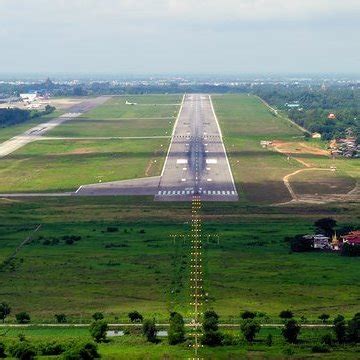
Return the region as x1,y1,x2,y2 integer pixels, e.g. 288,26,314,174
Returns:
328,113,336,120
313,234,331,249
342,231,360,246
20,93,37,102
312,132,322,139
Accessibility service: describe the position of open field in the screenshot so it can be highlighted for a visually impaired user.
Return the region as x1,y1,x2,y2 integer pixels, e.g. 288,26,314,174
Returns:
212,94,359,204
81,95,181,120
0,197,358,323
0,326,358,359
0,139,166,192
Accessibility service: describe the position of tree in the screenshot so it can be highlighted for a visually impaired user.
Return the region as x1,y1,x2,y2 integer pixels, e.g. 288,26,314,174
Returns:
347,312,360,343
265,333,273,347
201,311,223,346
240,319,261,342
282,319,300,343
279,310,294,319
0,342,5,358
89,321,108,343
333,315,346,343
314,218,337,237
15,312,30,324
290,235,313,252
128,311,143,323
55,313,67,323
92,312,104,321
142,319,157,343
0,303,11,323
241,310,256,320
168,312,185,345
318,314,330,323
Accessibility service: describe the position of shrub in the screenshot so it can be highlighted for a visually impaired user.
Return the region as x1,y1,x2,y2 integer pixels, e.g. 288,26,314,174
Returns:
201,330,223,346
128,311,143,323
0,342,5,358
38,340,65,355
221,333,236,346
15,312,30,324
333,315,346,343
279,310,294,319
55,313,67,323
8,341,36,359
265,333,273,346
347,312,360,343
168,312,185,345
241,311,255,320
282,319,300,343
62,342,100,360
240,319,260,342
321,333,334,346
202,311,223,346
106,227,118,233
0,302,11,323
92,312,104,321
311,344,331,353
318,313,330,323
89,321,108,343
142,319,157,343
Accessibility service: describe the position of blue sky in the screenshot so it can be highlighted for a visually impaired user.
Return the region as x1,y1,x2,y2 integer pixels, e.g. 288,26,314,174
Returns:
1,0,359,74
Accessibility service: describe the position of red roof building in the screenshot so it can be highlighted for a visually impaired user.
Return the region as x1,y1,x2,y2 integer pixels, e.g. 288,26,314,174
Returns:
342,231,360,245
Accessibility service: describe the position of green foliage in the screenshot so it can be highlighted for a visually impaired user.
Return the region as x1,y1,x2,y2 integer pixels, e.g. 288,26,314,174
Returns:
168,312,185,345
341,243,360,257
333,315,347,343
240,310,255,319
89,321,108,343
282,319,300,343
347,312,360,343
311,344,331,353
15,312,30,324
202,311,223,346
128,311,143,323
92,312,104,321
240,319,261,342
265,333,273,346
318,313,330,323
0,303,11,323
321,333,334,346
314,218,337,237
8,341,36,360
290,235,313,252
54,313,67,323
142,319,157,343
279,310,294,319
62,342,100,360
0,342,5,358
37,340,65,355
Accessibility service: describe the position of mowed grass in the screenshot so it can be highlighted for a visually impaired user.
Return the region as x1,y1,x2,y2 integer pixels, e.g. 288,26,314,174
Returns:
0,139,167,192
46,118,174,138
212,94,359,203
81,95,181,120
212,94,302,204
0,197,358,323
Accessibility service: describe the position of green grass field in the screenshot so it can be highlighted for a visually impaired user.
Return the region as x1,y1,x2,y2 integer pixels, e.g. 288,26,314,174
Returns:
0,197,358,323
0,139,167,192
0,326,358,359
212,94,359,204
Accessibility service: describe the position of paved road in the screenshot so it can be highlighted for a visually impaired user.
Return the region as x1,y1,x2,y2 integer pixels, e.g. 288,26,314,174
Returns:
0,96,110,158
155,94,238,201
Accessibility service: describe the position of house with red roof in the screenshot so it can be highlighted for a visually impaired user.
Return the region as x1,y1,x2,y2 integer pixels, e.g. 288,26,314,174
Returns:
342,231,360,246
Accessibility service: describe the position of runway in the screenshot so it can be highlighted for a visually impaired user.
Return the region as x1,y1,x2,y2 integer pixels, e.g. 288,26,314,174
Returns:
155,94,238,201
0,96,110,158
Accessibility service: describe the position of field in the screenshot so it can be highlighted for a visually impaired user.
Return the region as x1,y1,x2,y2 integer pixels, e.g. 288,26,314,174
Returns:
0,197,358,323
212,94,359,204
0,139,166,192
0,326,358,359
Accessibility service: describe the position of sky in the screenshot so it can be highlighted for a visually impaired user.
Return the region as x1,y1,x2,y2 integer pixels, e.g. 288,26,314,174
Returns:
0,0,359,75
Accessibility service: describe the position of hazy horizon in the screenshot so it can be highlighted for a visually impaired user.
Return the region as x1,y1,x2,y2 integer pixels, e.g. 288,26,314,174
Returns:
1,0,359,74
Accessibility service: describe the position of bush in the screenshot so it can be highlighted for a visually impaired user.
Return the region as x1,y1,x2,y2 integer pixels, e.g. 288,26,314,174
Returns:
128,311,143,323
201,330,223,346
221,333,236,346
168,312,185,345
55,313,67,323
15,312,30,324
0,342,5,358
106,227,118,233
318,313,330,323
333,315,346,343
142,319,157,343
92,312,104,321
279,310,294,319
202,311,222,346
38,340,65,355
321,333,334,346
240,319,260,342
311,344,331,353
62,342,100,360
282,319,300,343
8,341,36,359
241,311,255,320
347,312,360,343
89,321,108,343
265,333,273,346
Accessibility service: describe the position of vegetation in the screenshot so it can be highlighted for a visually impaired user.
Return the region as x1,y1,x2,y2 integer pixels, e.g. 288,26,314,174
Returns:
89,321,108,343
282,319,301,343
142,319,157,343
240,319,261,342
168,312,185,345
128,311,143,323
202,311,223,346
0,303,10,323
